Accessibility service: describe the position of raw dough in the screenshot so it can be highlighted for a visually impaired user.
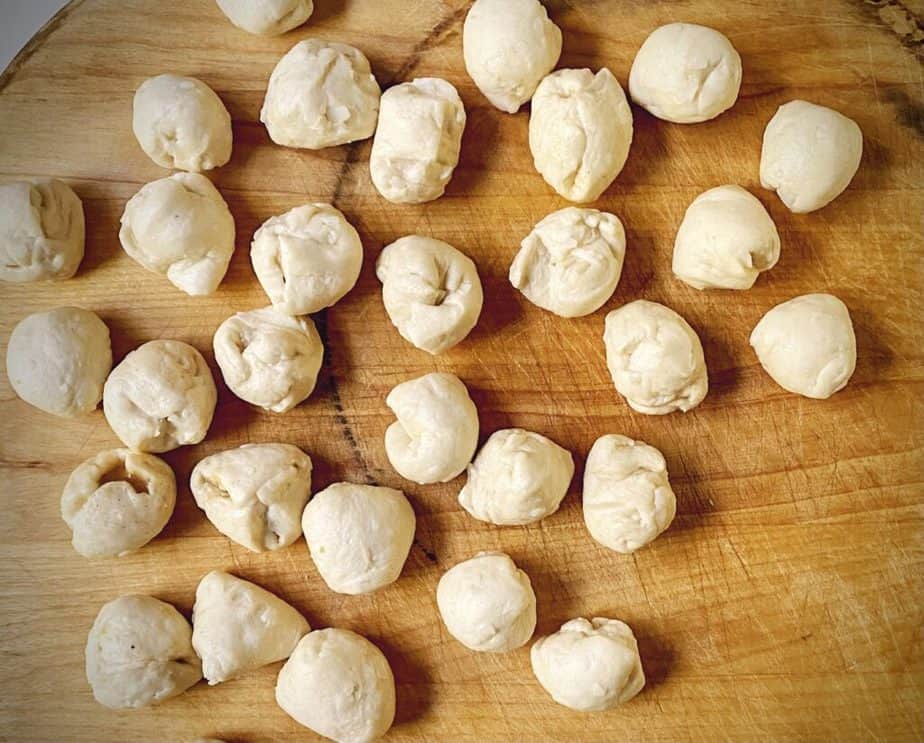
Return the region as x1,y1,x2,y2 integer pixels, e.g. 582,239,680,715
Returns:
216,0,313,35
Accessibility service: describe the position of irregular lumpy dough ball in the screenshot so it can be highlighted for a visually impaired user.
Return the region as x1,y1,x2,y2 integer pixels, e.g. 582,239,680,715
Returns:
529,68,633,203
6,307,111,417
437,552,536,653
510,207,626,317
370,78,466,204
85,595,202,709
216,0,313,35
302,483,416,595
213,307,323,413
103,340,217,453
760,100,863,213
0,179,84,282
603,300,708,415
750,293,856,399
190,443,312,552
459,428,574,526
119,172,235,296
61,449,176,559
276,629,395,743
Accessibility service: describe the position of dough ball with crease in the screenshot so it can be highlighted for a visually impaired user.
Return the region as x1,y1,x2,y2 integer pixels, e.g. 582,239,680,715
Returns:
216,0,313,35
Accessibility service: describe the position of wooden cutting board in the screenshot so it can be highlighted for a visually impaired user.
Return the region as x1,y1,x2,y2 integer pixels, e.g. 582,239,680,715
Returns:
0,1,921,741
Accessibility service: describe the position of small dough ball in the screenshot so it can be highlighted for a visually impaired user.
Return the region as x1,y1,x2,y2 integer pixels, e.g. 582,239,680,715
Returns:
132,74,232,172
760,100,863,213
190,443,312,552
510,207,626,317
376,236,483,354
462,0,562,113
85,594,201,709
459,428,573,526
6,307,111,417
192,570,309,685
384,372,479,484
213,307,323,413
119,172,235,296
529,68,633,203
61,448,176,558
251,203,362,315
603,300,708,415
302,483,416,595
583,435,676,554
436,552,536,653
0,179,84,282
750,293,856,399
370,78,466,204
531,617,645,711
276,628,395,743
216,0,313,35
103,340,217,453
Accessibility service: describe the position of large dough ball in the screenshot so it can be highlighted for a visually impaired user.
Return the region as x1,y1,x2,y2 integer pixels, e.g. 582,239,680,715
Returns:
103,339,217,453
6,307,111,417
216,0,313,35
750,293,856,399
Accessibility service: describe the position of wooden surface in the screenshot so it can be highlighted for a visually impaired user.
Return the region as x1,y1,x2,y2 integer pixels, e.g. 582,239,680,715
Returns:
0,1,922,741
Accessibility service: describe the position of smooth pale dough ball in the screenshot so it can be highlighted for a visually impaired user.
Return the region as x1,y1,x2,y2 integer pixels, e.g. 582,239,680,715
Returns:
583,435,676,554
436,552,536,653
192,570,309,685
190,443,312,552
510,207,626,317
531,617,645,711
6,307,111,417
103,340,217,453
462,0,562,113
216,0,313,35
61,448,176,559
750,293,857,399
384,372,479,484
672,185,780,290
603,300,708,415
370,78,466,204
459,428,574,526
119,172,235,296
276,629,396,743
213,307,323,413
760,100,863,213
302,483,416,595
251,203,362,315
529,68,633,203
0,179,84,282
85,595,202,709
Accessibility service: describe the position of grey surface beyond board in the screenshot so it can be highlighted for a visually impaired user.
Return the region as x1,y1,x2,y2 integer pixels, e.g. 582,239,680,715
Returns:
0,0,68,71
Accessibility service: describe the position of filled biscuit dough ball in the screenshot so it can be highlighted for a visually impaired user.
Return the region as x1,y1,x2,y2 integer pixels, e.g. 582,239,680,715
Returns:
216,0,313,35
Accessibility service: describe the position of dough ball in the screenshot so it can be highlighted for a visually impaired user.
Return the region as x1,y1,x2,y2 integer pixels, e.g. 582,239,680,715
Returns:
603,300,708,415
531,617,645,711
459,428,574,526
190,443,312,552
119,172,235,296
760,100,863,213
529,68,633,203
384,372,479,484
0,179,84,282
61,448,176,559
192,570,309,685
370,78,466,204
436,552,536,653
251,203,362,315
376,235,483,354
462,0,562,113
6,307,111,417
103,339,217,453
583,435,676,554
276,628,395,743
510,207,626,317
302,483,416,595
213,307,323,413
85,594,201,709
750,293,856,399
216,0,313,35
132,74,232,172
